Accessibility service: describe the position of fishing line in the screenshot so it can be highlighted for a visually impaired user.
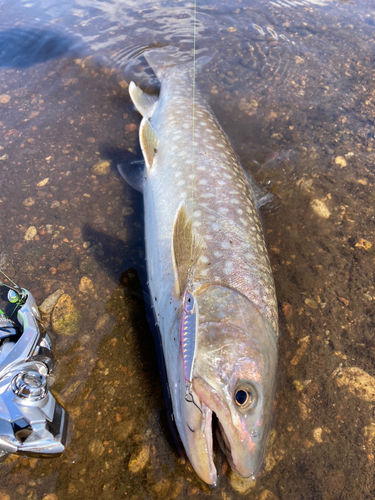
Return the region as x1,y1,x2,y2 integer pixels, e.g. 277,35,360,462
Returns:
189,0,197,271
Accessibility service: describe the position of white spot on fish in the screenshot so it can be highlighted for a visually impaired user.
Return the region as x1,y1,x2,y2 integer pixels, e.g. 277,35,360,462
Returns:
224,261,234,274
221,241,230,249
237,209,244,215
193,210,202,218
199,255,209,264
212,222,221,231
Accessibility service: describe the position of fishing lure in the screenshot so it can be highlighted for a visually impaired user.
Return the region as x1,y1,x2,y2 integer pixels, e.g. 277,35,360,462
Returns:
180,289,198,388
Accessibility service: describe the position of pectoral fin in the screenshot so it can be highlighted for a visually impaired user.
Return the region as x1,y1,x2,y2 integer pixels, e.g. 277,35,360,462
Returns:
129,81,159,118
139,117,159,170
172,202,205,296
117,161,145,193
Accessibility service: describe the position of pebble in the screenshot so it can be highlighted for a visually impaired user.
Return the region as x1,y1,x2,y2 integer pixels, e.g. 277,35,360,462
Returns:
95,314,110,331
152,479,171,497
310,199,331,219
357,178,368,185
92,160,111,176
128,445,150,473
290,336,310,366
37,178,49,187
0,491,10,500
0,95,10,104
39,289,64,314
79,276,96,296
24,226,37,241
313,427,323,443
228,470,256,493
355,238,372,250
260,490,279,500
88,438,105,457
51,294,80,336
23,197,35,207
125,123,137,133
305,298,318,309
282,302,293,321
333,366,375,401
41,494,58,500
119,80,129,89
50,201,61,209
87,137,96,143
335,156,347,167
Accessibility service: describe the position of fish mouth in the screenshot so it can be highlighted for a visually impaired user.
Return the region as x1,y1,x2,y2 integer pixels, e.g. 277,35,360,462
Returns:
192,376,262,482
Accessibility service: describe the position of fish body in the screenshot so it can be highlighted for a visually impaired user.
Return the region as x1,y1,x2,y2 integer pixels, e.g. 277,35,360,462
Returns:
127,48,278,485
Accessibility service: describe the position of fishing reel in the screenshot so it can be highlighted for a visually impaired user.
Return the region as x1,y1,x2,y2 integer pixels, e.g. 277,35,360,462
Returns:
0,279,69,458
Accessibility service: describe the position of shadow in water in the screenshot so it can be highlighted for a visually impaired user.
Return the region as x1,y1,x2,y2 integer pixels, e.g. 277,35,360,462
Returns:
0,28,78,68
81,224,183,457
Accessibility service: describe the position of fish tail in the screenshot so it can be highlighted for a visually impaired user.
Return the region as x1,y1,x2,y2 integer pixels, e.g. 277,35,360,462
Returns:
144,47,215,81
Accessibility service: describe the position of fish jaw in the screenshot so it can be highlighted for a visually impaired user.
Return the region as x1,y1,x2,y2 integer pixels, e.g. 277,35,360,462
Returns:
179,387,217,485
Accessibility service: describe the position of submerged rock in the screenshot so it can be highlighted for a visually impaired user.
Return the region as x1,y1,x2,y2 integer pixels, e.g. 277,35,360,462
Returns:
39,289,64,314
228,470,256,493
128,445,150,473
24,226,37,241
333,366,375,401
51,294,80,336
92,160,110,176
310,199,331,219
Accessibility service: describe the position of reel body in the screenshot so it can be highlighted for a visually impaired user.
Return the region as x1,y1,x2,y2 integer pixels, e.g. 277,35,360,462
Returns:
0,286,69,458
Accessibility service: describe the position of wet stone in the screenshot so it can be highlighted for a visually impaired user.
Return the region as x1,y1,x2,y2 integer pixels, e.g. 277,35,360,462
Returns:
88,438,105,457
128,445,150,473
39,289,64,314
333,367,375,401
51,294,80,336
24,226,37,241
37,177,49,187
79,276,96,295
305,298,318,309
23,197,35,207
313,427,323,443
92,160,111,176
310,199,331,219
0,95,10,104
260,490,279,500
335,156,347,167
228,470,256,493
355,238,372,250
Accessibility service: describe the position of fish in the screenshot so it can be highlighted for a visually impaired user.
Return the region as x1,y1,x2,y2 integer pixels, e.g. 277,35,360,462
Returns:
121,47,278,485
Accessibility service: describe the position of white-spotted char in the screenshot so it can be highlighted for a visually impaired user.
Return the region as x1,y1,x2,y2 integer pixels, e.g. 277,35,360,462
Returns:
125,47,278,485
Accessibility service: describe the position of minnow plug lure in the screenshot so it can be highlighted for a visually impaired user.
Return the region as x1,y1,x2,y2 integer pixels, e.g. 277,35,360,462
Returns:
180,290,198,390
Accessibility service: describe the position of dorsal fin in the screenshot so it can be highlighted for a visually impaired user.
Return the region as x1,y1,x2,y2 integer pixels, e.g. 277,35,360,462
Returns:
172,202,205,296
129,81,159,118
139,117,159,170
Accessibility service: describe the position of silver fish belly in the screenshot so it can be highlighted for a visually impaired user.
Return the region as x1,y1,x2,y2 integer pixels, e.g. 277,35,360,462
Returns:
127,48,278,485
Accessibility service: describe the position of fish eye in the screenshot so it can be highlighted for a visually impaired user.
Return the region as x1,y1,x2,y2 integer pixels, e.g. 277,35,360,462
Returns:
234,384,257,410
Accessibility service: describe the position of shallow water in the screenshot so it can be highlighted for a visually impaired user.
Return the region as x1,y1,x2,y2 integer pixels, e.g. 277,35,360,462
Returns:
0,0,375,498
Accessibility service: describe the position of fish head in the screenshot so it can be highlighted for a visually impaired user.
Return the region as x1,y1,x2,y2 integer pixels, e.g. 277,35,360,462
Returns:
179,285,277,484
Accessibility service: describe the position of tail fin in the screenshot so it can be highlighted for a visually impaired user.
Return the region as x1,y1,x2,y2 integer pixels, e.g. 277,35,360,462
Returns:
144,46,215,81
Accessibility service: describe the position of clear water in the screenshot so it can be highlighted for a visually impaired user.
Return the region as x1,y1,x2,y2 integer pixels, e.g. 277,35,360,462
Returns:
0,0,375,498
